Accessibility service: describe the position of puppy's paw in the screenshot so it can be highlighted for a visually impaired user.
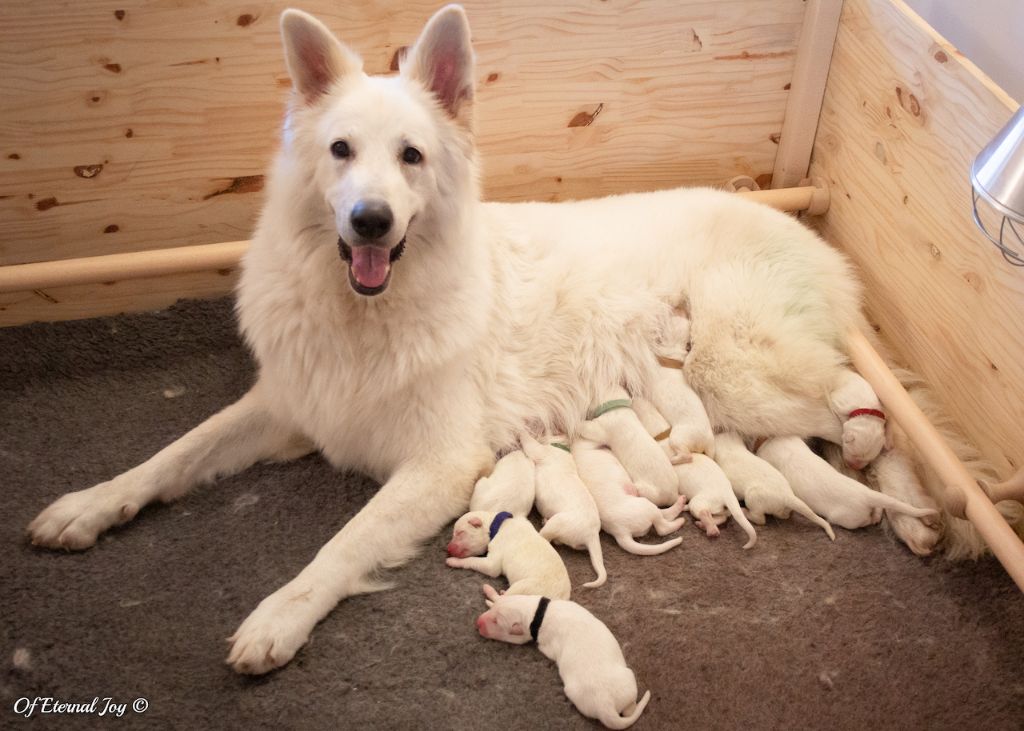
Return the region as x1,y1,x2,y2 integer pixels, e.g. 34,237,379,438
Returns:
888,513,941,557
27,477,143,550
445,557,466,568
226,589,318,675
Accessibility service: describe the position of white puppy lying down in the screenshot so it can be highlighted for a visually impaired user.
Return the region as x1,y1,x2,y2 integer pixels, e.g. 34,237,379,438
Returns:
825,370,889,470
669,450,757,549
470,449,536,516
477,590,651,730
629,396,670,439
520,433,607,588
713,432,835,541
446,510,571,599
578,386,679,506
648,314,716,463
572,435,686,555
756,437,938,530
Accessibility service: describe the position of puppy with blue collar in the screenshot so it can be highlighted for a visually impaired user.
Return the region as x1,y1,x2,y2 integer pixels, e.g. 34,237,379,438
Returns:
446,510,571,599
476,589,651,729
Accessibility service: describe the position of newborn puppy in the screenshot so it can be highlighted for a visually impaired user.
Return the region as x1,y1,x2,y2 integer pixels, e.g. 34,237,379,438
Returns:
578,386,679,506
477,592,651,729
756,437,938,530
648,314,716,463
827,370,889,470
470,449,536,516
630,396,671,439
864,435,942,556
669,449,757,549
714,432,835,540
446,510,571,599
572,435,686,556
521,433,607,588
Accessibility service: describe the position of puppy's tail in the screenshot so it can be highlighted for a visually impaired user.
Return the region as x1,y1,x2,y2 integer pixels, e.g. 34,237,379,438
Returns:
785,494,836,541
600,690,651,730
613,533,682,556
721,486,758,550
581,534,608,588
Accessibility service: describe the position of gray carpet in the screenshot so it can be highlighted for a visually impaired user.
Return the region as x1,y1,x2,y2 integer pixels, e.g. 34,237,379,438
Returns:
2,298,1022,729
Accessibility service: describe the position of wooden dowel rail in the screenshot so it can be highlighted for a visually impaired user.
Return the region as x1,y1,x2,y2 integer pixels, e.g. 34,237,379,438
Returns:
846,328,1024,593
0,185,829,294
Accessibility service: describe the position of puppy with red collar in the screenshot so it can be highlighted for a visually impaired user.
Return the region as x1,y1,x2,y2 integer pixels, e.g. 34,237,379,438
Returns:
476,588,651,730
446,510,571,599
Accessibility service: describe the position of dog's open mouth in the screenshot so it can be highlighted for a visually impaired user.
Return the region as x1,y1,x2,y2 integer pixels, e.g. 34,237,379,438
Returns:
338,237,406,296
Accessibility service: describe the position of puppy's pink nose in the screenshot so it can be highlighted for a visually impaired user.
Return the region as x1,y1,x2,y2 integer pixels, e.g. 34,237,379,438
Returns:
446,542,462,557
476,616,489,636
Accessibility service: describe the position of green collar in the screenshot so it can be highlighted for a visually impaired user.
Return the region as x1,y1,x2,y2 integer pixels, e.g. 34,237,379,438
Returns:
590,398,632,419
551,442,571,453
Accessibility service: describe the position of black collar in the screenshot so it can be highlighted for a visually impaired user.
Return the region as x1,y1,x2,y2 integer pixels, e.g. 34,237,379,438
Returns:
529,597,551,641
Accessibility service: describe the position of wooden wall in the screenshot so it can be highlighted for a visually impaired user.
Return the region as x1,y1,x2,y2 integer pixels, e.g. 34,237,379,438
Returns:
0,0,804,324
810,0,1024,474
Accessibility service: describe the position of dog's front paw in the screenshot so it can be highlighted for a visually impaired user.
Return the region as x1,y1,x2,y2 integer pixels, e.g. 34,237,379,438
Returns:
27,478,143,550
227,589,319,675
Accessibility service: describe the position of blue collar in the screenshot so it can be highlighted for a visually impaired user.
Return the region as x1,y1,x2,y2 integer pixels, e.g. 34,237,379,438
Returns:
489,511,514,540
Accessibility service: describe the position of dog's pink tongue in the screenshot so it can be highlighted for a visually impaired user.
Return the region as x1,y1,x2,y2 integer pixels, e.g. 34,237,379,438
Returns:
350,246,390,288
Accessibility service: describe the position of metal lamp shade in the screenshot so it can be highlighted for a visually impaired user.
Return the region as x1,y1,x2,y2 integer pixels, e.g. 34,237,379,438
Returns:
971,106,1024,265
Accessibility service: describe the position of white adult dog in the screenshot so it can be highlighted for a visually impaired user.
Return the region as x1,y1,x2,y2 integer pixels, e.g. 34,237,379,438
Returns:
28,6,910,674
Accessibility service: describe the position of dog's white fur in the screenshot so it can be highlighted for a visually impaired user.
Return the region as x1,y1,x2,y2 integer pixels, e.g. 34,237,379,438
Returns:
756,437,938,530
521,433,607,588
629,396,670,438
649,315,716,463
446,510,571,599
477,593,651,729
470,449,536,516
669,450,757,548
26,6,907,674
714,432,835,540
579,386,679,506
572,435,687,555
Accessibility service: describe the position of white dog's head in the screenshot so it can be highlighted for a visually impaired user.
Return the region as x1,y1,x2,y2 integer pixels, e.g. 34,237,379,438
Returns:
841,416,888,470
475,593,543,645
279,5,476,296
446,510,494,558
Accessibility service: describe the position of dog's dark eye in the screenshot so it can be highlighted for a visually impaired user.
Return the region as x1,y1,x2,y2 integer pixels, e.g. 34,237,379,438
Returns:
402,146,422,165
330,140,351,159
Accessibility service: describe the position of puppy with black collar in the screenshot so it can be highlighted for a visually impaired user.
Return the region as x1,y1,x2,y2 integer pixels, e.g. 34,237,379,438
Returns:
476,589,651,729
446,510,571,599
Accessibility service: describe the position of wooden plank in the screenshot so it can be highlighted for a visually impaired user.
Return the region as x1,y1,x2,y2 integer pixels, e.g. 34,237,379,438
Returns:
0,270,237,326
0,0,805,268
810,0,1024,474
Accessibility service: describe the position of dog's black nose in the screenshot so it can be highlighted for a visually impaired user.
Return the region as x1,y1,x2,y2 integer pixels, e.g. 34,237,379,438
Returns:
350,200,394,240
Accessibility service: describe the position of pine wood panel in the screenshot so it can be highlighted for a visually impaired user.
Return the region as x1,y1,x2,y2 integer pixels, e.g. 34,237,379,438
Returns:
810,0,1024,473
0,0,804,272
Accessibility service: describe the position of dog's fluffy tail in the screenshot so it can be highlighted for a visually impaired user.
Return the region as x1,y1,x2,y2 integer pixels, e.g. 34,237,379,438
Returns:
893,368,1024,559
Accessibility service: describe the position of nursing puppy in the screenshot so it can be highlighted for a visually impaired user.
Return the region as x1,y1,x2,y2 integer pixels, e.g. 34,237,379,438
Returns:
669,450,757,549
578,386,679,506
714,432,835,540
447,510,571,599
477,593,651,729
521,433,607,588
756,437,938,530
826,370,889,470
649,314,716,463
470,449,536,516
630,396,670,438
572,435,686,555
27,6,888,673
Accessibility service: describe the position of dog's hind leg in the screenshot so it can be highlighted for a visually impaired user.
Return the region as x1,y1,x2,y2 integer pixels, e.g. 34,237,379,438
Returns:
227,443,493,675
27,383,309,550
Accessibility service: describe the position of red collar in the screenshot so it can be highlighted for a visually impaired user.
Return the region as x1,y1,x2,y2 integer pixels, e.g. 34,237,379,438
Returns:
848,408,886,421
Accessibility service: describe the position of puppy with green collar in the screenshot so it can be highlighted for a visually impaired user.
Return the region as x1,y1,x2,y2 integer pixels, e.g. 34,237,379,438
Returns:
446,510,571,599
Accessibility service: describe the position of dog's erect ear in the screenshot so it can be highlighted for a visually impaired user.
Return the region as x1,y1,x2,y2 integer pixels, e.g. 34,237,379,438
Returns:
280,9,361,104
402,5,475,126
